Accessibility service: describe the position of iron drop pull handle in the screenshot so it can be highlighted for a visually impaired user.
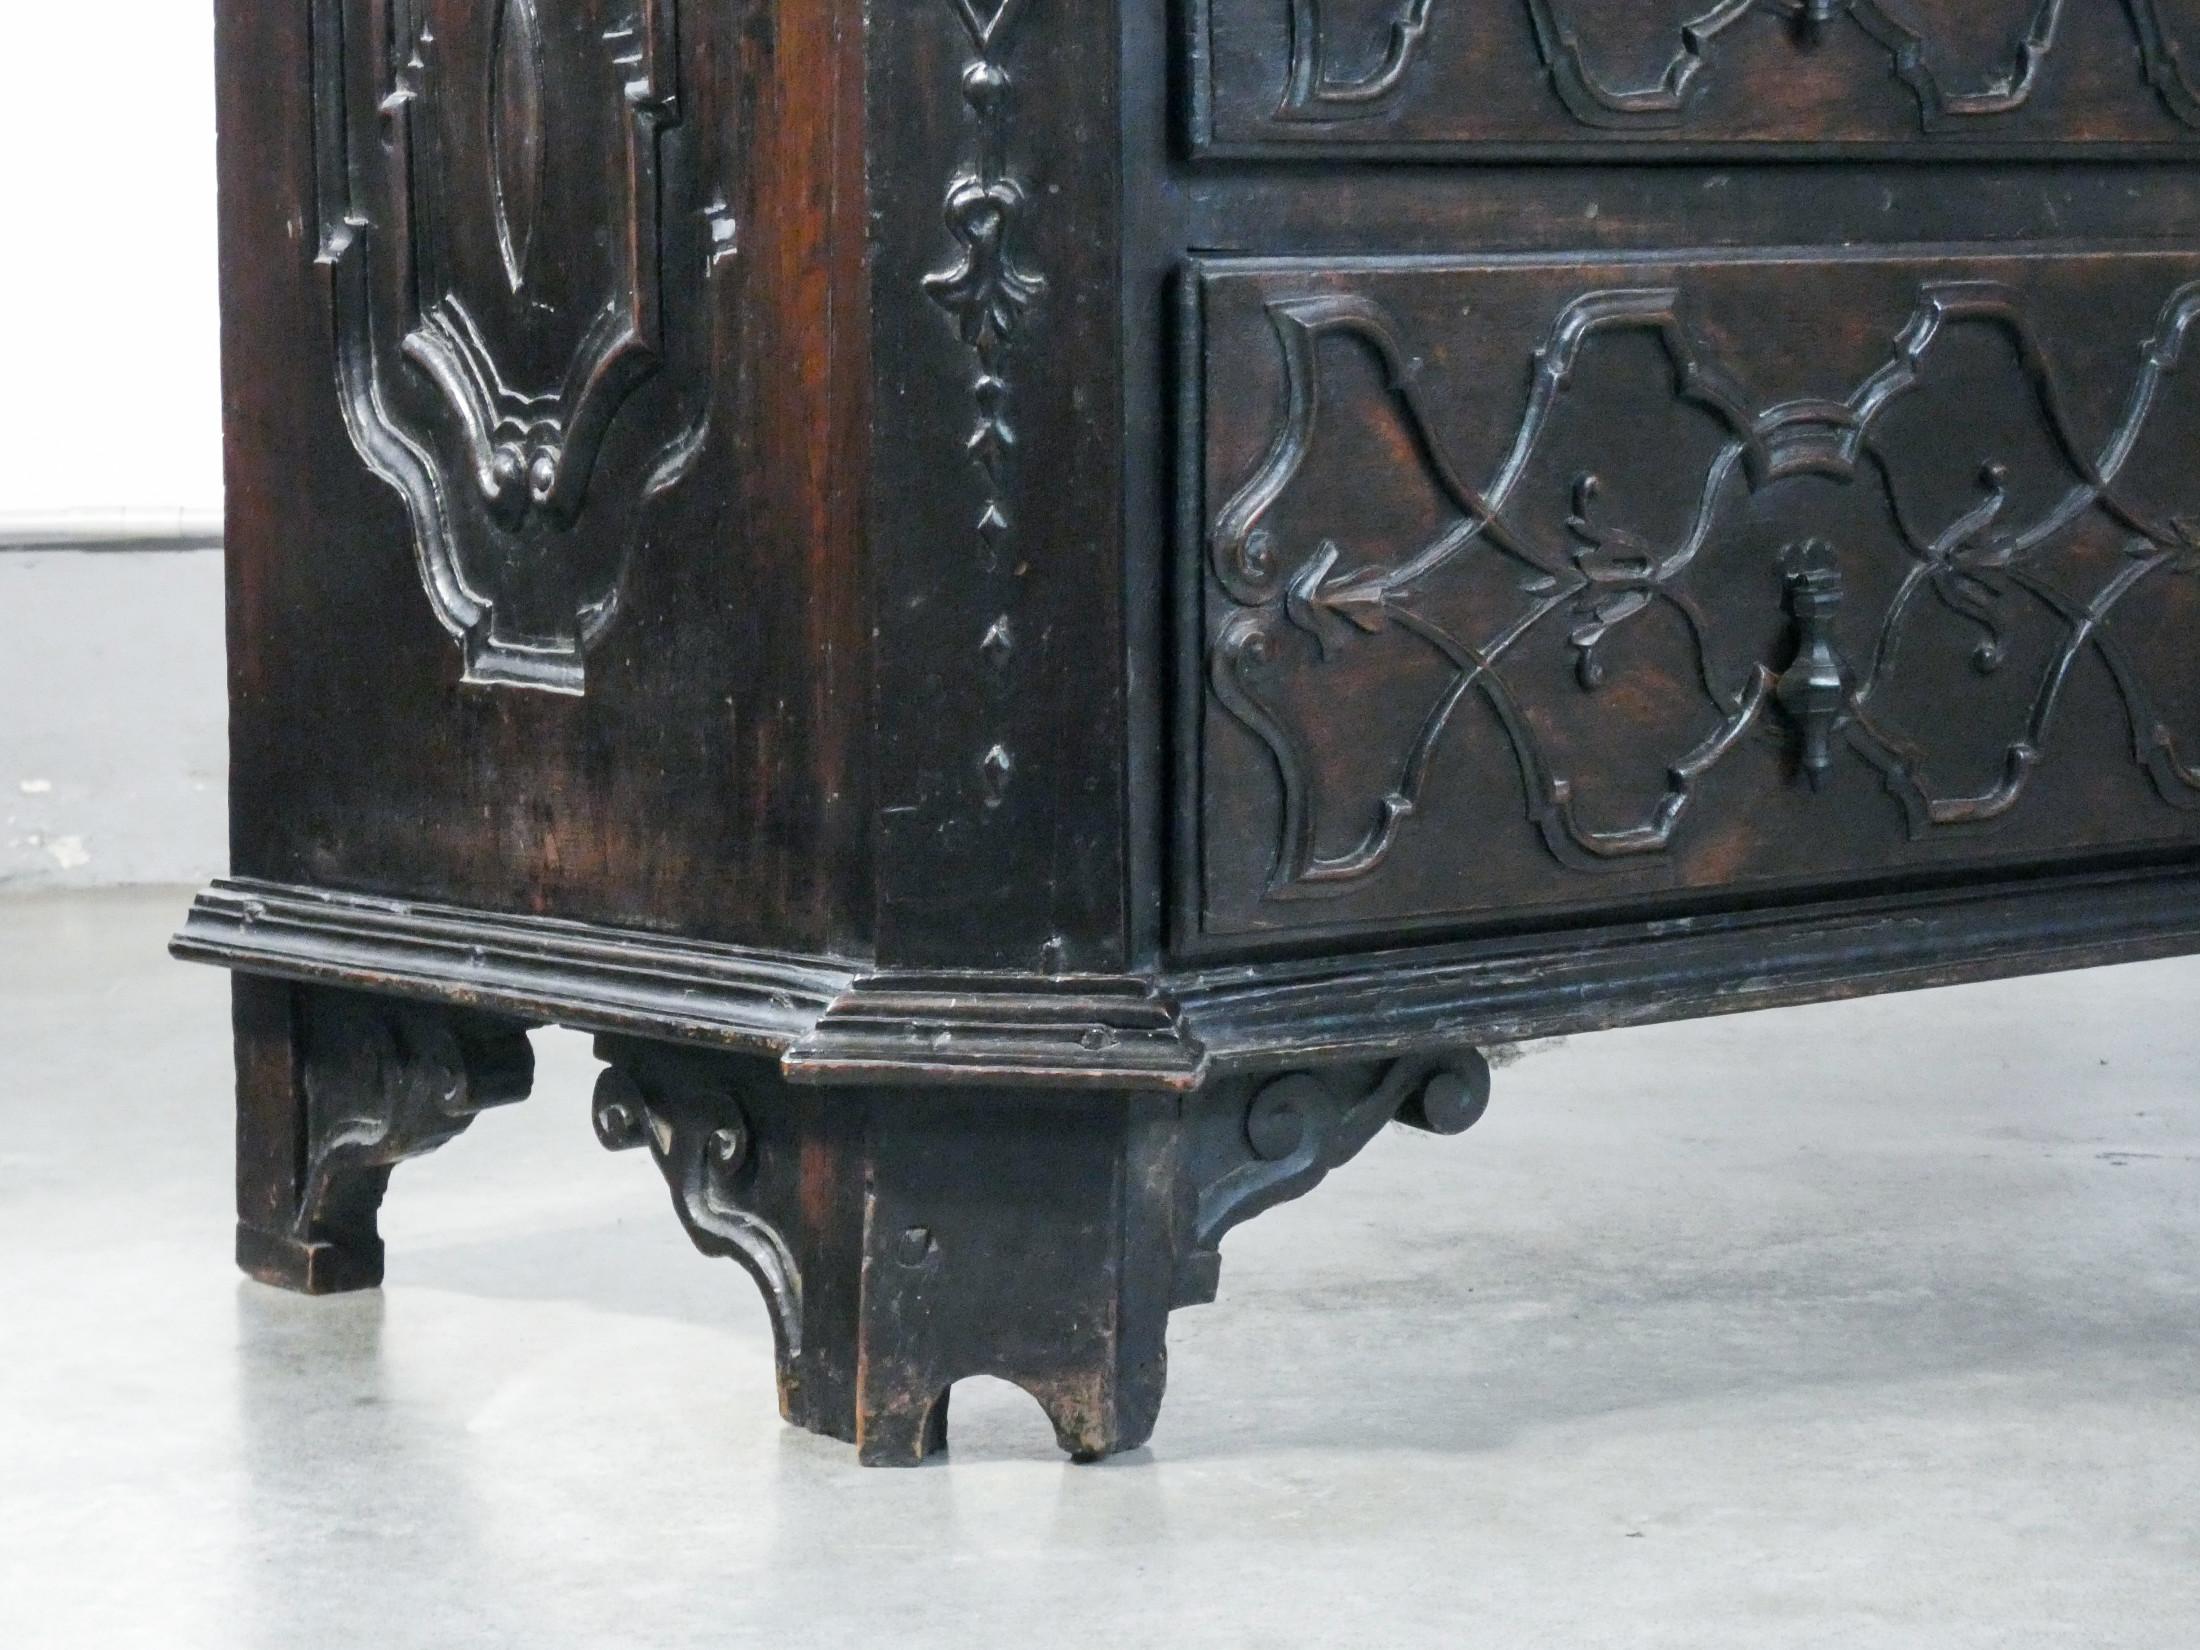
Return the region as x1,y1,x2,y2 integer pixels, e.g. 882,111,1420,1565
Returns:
1776,541,1851,791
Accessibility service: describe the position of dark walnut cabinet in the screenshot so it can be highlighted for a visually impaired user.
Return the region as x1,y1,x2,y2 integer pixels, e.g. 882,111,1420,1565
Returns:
178,0,2200,1464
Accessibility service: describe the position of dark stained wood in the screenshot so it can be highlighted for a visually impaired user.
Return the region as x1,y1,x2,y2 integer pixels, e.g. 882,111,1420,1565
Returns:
1189,249,2200,947
216,0,873,954
1197,0,2200,154
188,0,2200,1461
179,859,2200,1084
866,0,1131,972
591,1037,1485,1464
231,978,534,1294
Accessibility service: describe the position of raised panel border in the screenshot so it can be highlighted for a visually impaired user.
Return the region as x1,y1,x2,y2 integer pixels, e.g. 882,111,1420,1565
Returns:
310,0,726,694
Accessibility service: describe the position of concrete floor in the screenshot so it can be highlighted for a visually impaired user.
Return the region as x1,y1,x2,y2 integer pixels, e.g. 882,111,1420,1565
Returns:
0,551,225,889
2,889,2196,1648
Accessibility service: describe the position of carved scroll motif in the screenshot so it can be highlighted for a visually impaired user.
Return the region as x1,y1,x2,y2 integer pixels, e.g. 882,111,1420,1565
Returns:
593,1066,804,1359
1208,276,2200,898
1176,1051,1491,1305
283,995,534,1274
1275,0,2200,132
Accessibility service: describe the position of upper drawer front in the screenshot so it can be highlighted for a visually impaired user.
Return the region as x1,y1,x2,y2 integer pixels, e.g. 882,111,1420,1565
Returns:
1196,0,2200,153
1188,248,2200,949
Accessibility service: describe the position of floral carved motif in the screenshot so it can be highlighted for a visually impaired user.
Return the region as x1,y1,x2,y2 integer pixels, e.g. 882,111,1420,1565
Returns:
924,0,1047,563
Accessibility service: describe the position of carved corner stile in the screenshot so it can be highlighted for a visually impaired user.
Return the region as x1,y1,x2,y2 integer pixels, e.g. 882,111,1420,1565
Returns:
922,0,1046,521
919,0,1048,815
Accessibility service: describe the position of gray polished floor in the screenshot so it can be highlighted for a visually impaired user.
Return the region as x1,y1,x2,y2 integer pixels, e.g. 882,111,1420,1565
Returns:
3,887,2196,1648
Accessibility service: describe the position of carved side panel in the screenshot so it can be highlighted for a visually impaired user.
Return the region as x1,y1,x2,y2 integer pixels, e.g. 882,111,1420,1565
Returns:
312,0,725,692
1187,250,2200,947
1197,0,2200,151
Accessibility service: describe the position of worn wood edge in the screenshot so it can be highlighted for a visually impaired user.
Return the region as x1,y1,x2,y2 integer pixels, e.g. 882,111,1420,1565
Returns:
1169,863,2200,1068
171,879,1209,1088
1184,136,2200,165
783,974,1208,1091
176,866,2200,1085
171,878,854,1054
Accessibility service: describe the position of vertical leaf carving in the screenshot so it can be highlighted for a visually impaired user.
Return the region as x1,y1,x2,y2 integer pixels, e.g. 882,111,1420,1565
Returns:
924,0,1046,558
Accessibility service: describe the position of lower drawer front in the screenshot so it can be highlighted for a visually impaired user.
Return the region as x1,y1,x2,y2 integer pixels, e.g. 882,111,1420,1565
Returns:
1189,247,2200,947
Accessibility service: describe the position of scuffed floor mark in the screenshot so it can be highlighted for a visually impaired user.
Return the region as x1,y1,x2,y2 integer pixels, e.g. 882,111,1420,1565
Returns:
1487,1038,1565,1069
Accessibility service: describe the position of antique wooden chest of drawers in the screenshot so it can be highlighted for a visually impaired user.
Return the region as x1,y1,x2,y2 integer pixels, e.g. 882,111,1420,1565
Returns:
179,0,2200,1462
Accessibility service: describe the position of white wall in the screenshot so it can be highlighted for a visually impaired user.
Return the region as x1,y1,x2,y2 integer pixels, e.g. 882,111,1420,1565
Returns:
0,4,228,886
0,1,223,538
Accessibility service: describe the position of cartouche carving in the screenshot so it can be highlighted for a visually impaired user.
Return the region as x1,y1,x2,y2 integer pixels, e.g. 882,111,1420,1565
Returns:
1209,277,2200,898
311,0,722,693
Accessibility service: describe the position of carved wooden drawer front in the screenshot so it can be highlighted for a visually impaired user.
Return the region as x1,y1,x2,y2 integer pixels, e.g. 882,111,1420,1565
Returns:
1195,0,2200,152
1188,249,2200,946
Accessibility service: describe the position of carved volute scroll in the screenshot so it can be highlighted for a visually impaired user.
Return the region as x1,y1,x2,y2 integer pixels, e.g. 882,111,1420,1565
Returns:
238,991,535,1291
312,0,724,693
592,1065,805,1362
1175,1051,1492,1307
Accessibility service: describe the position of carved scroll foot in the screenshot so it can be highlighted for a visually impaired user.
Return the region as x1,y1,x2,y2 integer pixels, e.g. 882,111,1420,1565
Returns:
1174,1049,1491,1306
848,1094,1179,1465
594,1039,1175,1465
231,978,534,1294
595,1037,1491,1465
